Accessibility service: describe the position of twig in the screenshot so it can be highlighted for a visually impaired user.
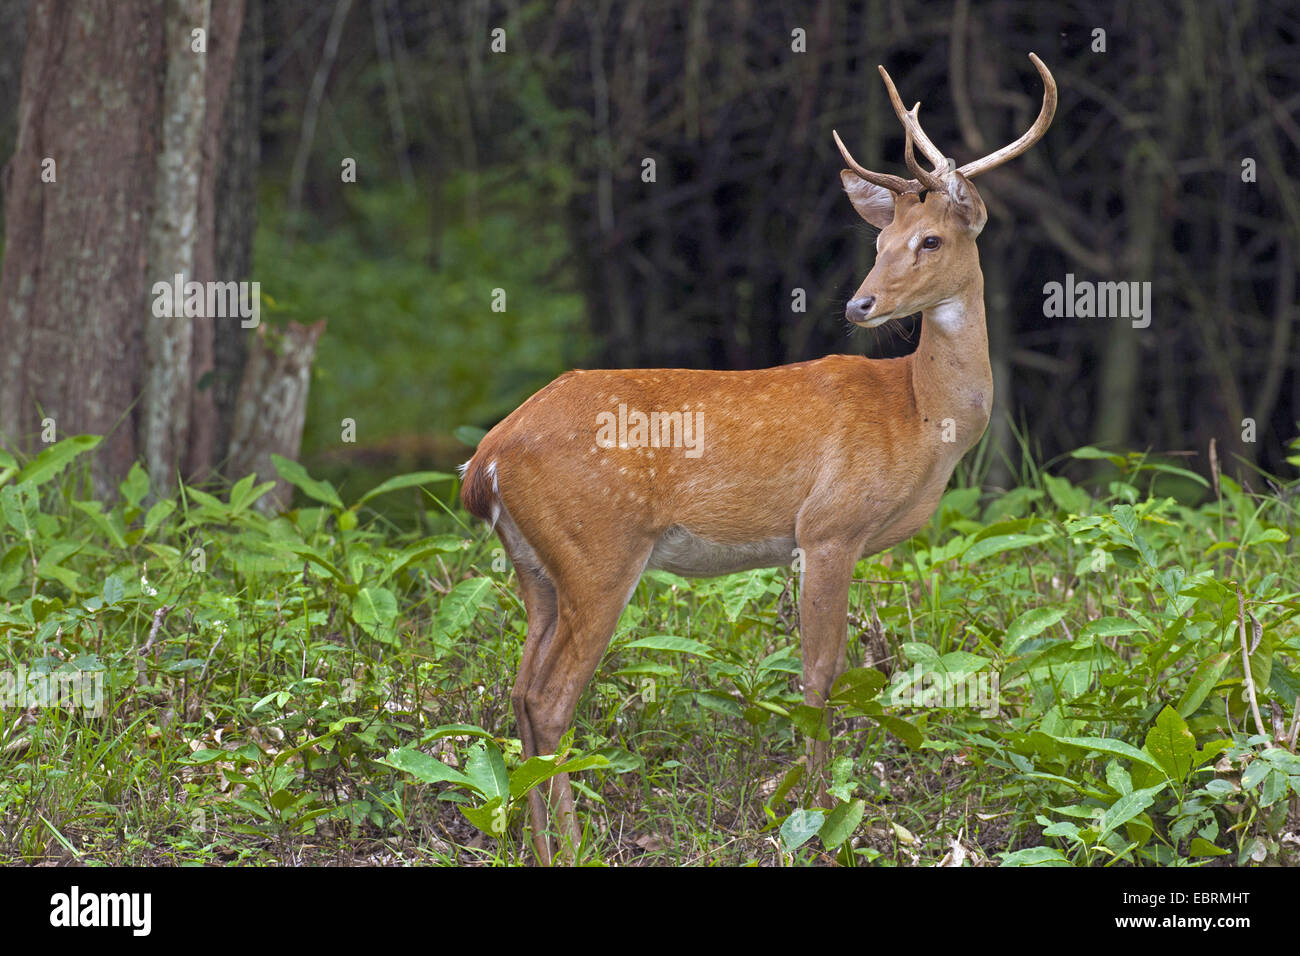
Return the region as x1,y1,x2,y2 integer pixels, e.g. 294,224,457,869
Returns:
1234,585,1267,738
141,604,175,656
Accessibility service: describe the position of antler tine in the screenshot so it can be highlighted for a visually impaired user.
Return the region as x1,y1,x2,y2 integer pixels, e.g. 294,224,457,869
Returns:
956,53,1057,179
832,129,916,194
903,106,946,193
877,64,949,176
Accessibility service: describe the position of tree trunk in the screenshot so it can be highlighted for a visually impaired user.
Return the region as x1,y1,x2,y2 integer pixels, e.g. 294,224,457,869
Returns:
0,0,162,492
211,0,261,470
143,0,208,490
227,320,327,512
0,0,263,494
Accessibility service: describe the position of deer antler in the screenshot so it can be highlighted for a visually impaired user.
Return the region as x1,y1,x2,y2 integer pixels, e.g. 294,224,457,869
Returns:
901,105,947,193
837,54,1056,196
956,53,1057,179
877,67,950,193
832,129,916,194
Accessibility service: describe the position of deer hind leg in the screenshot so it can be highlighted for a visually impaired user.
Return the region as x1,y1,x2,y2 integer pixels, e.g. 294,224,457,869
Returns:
514,533,655,863
496,513,561,863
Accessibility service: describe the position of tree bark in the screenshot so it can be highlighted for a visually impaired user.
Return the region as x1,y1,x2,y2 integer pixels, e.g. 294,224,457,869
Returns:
211,0,261,470
226,320,326,512
0,0,162,492
0,0,261,494
143,0,208,490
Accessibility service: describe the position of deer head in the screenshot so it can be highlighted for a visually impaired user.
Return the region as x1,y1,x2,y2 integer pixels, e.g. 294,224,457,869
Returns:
834,53,1056,327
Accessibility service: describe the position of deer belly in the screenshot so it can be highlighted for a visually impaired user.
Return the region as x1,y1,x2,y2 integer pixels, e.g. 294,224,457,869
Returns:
647,525,796,577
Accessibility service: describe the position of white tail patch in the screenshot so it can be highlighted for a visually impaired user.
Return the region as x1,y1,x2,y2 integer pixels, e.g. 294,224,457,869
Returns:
486,460,501,527
462,457,503,529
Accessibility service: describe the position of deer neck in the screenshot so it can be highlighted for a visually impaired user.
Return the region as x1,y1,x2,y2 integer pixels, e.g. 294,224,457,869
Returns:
910,272,993,454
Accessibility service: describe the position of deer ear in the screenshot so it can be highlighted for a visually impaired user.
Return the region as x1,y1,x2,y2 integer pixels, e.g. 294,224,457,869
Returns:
841,170,896,228
944,172,987,236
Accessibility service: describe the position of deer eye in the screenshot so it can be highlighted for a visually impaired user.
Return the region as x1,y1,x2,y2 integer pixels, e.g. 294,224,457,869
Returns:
922,235,941,250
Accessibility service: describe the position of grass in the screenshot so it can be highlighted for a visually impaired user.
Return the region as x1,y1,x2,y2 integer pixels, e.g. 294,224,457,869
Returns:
0,431,1298,866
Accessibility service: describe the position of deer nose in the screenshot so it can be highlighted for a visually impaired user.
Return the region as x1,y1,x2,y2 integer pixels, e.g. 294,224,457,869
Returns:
846,296,876,322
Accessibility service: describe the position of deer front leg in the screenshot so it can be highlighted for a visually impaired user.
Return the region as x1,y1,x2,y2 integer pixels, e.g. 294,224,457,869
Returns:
796,539,857,801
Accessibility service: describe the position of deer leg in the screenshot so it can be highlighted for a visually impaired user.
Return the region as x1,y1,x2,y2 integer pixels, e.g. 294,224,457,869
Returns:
508,562,559,864
520,544,652,862
796,539,857,802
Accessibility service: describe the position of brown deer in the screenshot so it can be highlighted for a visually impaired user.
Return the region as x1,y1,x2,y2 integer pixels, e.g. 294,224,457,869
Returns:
461,54,1056,863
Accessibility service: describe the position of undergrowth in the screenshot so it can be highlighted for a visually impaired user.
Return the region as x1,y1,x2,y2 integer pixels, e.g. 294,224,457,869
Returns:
0,433,1297,866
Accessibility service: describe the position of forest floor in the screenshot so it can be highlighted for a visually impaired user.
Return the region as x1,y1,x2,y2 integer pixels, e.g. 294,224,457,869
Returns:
1,436,1299,866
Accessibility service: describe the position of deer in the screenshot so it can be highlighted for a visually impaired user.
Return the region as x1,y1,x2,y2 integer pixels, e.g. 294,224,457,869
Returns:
460,54,1056,863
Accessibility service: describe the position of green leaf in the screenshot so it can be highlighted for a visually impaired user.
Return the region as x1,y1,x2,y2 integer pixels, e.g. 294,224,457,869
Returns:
829,667,887,710
1000,846,1070,867
271,454,343,509
780,808,825,852
1240,759,1271,791
1004,607,1066,654
1080,616,1141,639
229,475,277,514
1105,760,1132,796
962,533,1053,564
1259,768,1289,806
71,500,128,548
1269,661,1300,705
818,799,865,849
0,482,37,538
15,435,101,487
419,723,496,743
764,763,805,813
143,498,175,537
870,713,925,749
1043,473,1091,515
378,747,474,789
288,546,347,583
1070,446,1126,466
101,574,126,606
1048,735,1168,773
463,742,509,802
982,487,1044,522
433,577,496,644
509,753,610,800
624,634,715,658
716,569,779,622
1188,837,1230,857
352,586,398,636
1099,785,1165,840
460,796,508,837
358,471,455,505
1142,461,1209,488
901,642,938,663
119,462,151,507
790,704,829,741
1176,653,1231,718
176,749,228,765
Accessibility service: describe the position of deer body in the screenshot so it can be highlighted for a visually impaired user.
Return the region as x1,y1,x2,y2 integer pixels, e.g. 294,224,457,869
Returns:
460,55,1053,863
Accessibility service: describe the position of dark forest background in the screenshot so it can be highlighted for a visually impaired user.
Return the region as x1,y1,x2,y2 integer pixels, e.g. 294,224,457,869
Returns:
1,0,1297,499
